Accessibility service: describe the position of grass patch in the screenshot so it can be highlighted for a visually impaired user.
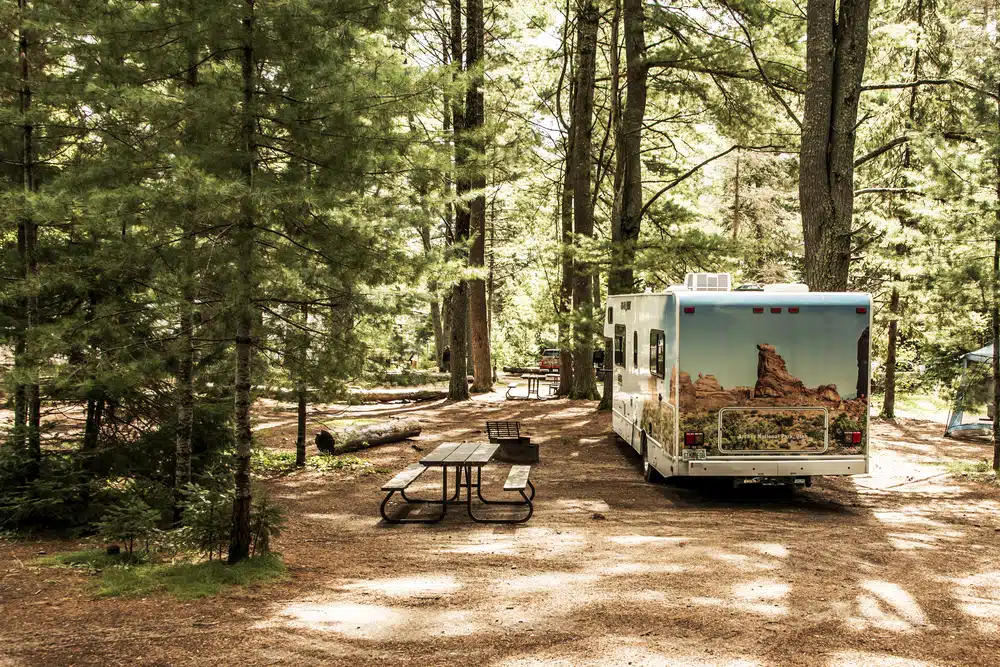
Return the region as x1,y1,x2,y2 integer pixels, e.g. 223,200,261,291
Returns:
945,459,999,485
251,448,390,476
42,549,286,599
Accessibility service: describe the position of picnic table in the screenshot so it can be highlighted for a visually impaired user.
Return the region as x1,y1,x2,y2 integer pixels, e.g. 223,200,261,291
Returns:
380,442,534,524
522,373,543,399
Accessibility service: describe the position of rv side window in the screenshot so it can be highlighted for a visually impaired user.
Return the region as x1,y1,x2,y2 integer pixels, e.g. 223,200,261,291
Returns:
633,331,638,367
614,324,626,367
650,330,665,378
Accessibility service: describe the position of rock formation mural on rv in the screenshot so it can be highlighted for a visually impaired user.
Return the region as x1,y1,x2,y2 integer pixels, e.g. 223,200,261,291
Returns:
669,342,867,456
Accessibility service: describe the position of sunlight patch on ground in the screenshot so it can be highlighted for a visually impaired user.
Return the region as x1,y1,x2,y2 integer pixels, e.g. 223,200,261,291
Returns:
827,651,939,666
948,570,1000,633
689,579,789,618
705,550,778,570
269,602,477,640
608,535,691,547
492,571,599,596
343,574,461,598
599,561,689,576
886,532,948,551
554,499,611,513
744,542,788,558
492,636,762,667
848,580,930,632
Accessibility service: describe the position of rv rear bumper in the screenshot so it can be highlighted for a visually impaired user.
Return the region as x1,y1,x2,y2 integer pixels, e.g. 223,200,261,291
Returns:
686,457,867,477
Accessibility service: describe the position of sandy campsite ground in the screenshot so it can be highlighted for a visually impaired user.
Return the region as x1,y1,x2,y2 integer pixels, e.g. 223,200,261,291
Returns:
3,384,1000,666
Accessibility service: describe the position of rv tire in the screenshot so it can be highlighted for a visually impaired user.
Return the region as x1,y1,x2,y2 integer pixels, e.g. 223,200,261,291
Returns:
641,433,664,484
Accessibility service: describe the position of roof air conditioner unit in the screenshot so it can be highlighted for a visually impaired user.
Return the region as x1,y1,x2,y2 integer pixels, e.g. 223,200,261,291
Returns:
684,272,732,292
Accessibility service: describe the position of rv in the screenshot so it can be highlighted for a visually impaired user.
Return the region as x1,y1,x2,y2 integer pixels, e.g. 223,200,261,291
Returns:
603,273,871,485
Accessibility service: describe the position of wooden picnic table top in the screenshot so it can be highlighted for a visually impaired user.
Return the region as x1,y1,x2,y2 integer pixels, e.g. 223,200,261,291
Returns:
420,442,498,467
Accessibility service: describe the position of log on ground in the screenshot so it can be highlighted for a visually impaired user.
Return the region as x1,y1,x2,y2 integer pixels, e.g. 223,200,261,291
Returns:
349,388,448,402
315,418,422,454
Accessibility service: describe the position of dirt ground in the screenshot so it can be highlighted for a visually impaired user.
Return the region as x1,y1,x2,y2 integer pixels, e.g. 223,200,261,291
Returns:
3,385,1000,667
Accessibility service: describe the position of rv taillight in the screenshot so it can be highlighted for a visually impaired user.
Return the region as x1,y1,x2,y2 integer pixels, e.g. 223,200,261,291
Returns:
684,307,695,314
856,307,867,314
753,307,764,314
684,432,704,446
770,307,781,314
788,307,800,313
843,431,862,444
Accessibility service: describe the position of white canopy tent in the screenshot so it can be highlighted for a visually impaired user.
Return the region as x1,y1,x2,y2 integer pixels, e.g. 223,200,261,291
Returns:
946,343,994,437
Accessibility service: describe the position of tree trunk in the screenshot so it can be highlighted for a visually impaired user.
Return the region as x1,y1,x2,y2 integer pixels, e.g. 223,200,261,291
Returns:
229,0,256,565
175,7,198,522
994,88,1000,472
881,287,899,419
558,128,575,396
882,0,923,420
295,385,307,467
448,0,470,402
569,0,600,400
466,0,492,393
609,0,646,296
799,0,871,292
18,0,40,477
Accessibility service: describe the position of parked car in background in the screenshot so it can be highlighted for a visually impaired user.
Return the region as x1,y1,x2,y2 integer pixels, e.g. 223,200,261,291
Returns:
539,348,560,370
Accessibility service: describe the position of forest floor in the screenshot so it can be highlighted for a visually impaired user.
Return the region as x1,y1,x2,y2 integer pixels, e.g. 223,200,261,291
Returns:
2,382,1000,666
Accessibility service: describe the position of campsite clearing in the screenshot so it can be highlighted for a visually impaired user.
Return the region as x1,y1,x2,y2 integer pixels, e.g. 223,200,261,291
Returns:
2,393,999,666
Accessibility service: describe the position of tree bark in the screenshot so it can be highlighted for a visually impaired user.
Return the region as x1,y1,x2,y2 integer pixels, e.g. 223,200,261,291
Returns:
609,0,646,296
466,0,492,393
558,123,575,396
799,0,871,292
881,287,899,419
448,0,471,401
994,88,1000,472
295,384,307,467
569,0,600,400
175,4,199,521
229,0,256,564
882,0,924,420
17,0,40,477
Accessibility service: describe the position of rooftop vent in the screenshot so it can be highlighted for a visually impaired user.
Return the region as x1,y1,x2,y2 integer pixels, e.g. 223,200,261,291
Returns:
684,272,731,292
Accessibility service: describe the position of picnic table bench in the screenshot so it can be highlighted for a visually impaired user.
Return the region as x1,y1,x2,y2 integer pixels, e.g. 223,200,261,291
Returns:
380,441,534,524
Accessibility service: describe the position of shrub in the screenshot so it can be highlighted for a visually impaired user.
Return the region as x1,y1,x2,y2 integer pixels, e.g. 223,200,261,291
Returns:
97,492,160,558
179,479,233,561
249,490,285,556
0,450,88,530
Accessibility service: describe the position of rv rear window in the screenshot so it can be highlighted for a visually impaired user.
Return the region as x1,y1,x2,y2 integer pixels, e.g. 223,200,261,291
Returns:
650,330,665,378
614,325,626,367
633,331,638,367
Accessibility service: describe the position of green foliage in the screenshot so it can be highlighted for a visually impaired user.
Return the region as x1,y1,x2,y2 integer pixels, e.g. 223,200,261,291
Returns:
945,459,998,485
249,492,285,557
178,481,233,561
96,492,160,558
308,453,391,475
0,451,88,530
42,550,286,600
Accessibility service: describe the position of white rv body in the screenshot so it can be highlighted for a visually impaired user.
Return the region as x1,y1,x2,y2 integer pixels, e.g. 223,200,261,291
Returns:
604,281,871,481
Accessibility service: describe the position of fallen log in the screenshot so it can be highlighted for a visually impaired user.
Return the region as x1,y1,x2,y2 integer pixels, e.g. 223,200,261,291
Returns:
315,418,422,454
349,388,448,402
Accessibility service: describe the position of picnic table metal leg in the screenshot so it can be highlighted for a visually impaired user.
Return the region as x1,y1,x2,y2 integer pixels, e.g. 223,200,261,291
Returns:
465,466,534,524
380,488,447,524
400,466,459,504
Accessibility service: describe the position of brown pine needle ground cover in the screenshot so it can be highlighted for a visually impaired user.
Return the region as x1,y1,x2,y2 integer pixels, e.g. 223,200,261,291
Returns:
2,387,1000,666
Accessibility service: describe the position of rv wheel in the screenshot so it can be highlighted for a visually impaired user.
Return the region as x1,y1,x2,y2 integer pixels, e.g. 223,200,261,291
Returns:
641,433,664,484
643,452,664,484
